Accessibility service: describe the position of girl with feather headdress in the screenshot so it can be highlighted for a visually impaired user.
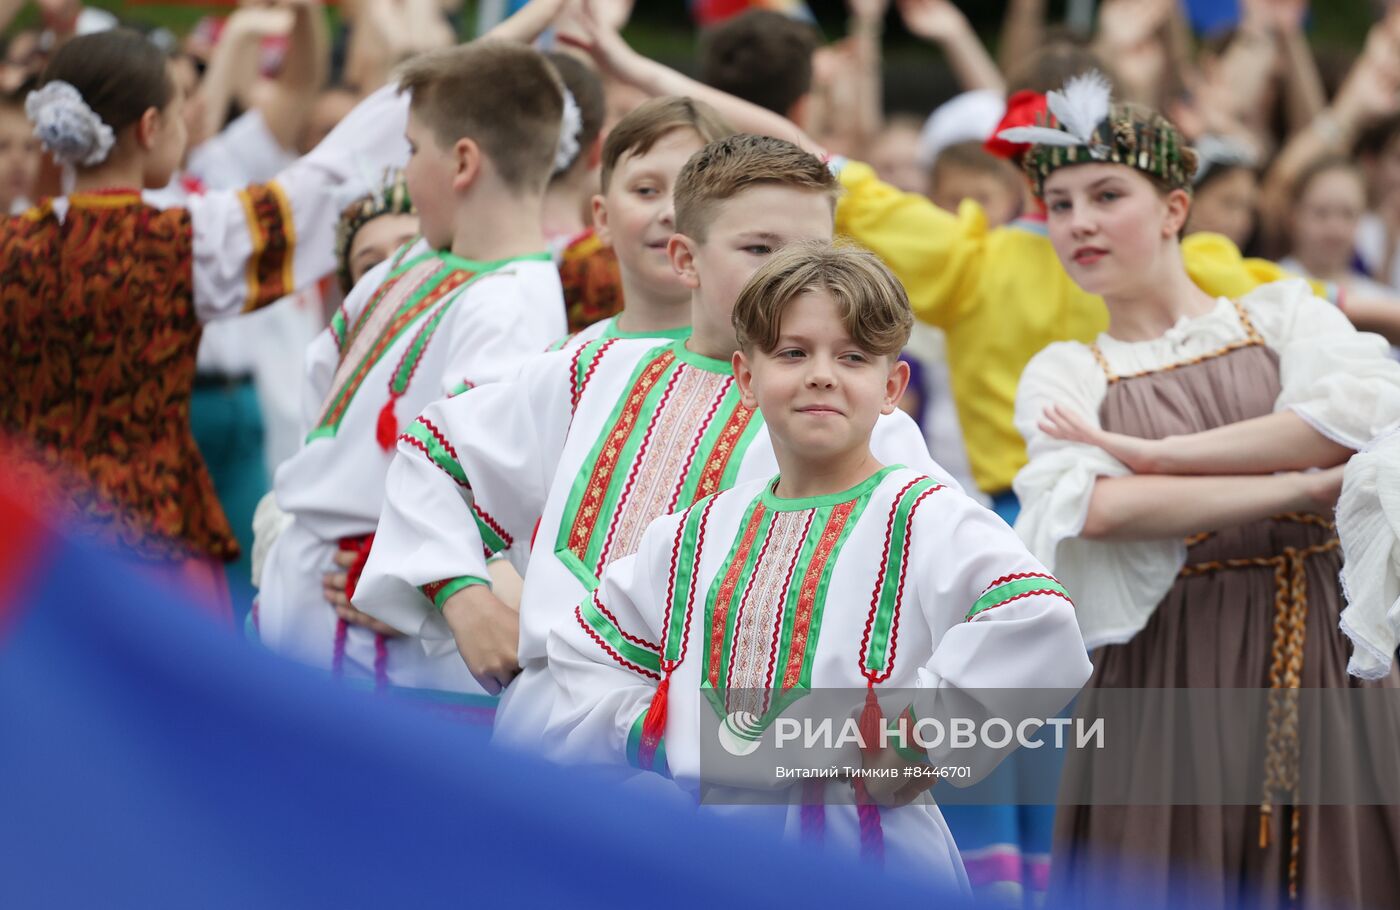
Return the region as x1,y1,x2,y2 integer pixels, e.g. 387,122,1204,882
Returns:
1006,73,1400,908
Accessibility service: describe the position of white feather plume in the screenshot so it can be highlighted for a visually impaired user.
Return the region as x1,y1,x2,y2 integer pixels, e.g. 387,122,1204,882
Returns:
995,126,1083,147
1044,70,1113,144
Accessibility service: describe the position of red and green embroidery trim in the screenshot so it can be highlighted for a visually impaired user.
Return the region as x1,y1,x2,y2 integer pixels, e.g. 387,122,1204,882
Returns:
705,500,771,690
556,344,761,590
560,348,676,574
399,416,511,554
575,593,662,679
400,418,467,487
569,337,618,415
778,499,859,688
965,572,1071,621
311,262,468,438
859,476,944,684
421,575,489,610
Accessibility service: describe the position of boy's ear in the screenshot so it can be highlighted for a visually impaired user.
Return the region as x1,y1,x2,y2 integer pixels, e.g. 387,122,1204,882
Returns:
667,233,702,290
733,349,759,410
451,137,482,193
881,357,911,415
591,194,612,246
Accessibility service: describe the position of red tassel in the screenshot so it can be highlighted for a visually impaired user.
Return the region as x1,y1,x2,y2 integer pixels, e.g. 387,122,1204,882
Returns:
642,676,670,754
858,686,883,755
376,397,398,451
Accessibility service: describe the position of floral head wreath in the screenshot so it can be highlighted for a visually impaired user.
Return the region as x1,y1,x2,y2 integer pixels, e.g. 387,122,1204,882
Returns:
995,71,1198,198
25,80,115,168
553,87,584,175
334,170,417,294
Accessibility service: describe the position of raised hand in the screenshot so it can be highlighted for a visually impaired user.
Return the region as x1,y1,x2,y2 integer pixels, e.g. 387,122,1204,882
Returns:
848,0,891,26
896,0,969,44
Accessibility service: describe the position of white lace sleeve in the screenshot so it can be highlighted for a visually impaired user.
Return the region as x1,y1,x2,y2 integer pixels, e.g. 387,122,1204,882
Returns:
1244,279,1400,449
1012,342,1186,649
1337,426,1400,679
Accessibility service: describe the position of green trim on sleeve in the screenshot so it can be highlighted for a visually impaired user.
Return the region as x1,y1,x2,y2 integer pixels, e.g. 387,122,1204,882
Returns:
422,575,490,611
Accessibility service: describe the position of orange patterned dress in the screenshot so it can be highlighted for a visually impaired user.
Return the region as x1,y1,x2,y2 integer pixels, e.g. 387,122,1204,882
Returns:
557,228,624,334
0,187,295,564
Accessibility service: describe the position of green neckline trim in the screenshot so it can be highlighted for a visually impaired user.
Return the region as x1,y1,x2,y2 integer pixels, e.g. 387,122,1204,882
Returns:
428,249,552,273
760,464,902,512
604,320,692,342
671,339,733,374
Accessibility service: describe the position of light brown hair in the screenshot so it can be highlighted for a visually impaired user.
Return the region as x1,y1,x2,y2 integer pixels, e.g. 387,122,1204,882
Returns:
733,241,913,357
930,140,1022,190
674,133,837,241
599,96,734,192
396,41,564,192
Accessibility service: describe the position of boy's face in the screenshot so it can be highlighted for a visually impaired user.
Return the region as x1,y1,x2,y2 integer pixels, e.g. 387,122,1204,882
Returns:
929,164,1021,229
0,106,38,212
734,290,908,465
670,184,834,350
593,128,704,306
404,109,460,250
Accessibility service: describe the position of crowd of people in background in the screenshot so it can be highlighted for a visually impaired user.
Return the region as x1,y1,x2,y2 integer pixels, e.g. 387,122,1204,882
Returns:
6,1,1400,908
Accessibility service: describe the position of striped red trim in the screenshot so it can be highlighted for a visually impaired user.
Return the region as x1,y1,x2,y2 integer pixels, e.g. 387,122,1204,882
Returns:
724,514,779,693
782,501,855,688
859,479,921,679
966,587,1074,622
708,504,767,689
575,605,661,680
875,486,939,684
668,384,724,512
977,571,1059,596
471,503,513,550
397,432,466,487
597,367,680,567
591,596,661,653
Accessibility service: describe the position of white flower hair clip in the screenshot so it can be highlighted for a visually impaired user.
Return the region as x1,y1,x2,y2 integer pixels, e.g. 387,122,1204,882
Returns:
553,87,583,175
996,70,1114,160
25,80,116,168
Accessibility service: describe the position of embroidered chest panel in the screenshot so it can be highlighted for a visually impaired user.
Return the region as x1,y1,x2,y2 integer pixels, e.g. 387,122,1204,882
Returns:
556,350,761,587
311,258,472,440
700,495,867,722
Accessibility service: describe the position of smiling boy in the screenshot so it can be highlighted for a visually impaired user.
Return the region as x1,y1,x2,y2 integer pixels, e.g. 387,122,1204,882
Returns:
543,243,1090,885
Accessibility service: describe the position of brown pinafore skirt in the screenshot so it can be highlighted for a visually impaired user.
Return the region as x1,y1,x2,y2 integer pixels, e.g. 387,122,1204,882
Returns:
1048,302,1400,909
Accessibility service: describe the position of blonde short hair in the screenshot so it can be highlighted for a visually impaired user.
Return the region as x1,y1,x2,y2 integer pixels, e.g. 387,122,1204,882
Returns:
733,241,913,357
674,134,837,241
396,41,564,193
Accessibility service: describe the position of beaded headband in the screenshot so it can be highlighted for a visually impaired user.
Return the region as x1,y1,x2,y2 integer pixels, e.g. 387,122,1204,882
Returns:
996,71,1198,197
334,170,416,293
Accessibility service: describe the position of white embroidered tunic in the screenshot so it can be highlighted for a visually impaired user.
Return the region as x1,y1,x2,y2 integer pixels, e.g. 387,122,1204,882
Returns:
353,337,964,741
256,241,564,691
544,467,1090,884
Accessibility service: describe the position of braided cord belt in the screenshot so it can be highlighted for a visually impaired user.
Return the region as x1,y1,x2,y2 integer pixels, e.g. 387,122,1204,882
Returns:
1177,514,1339,902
